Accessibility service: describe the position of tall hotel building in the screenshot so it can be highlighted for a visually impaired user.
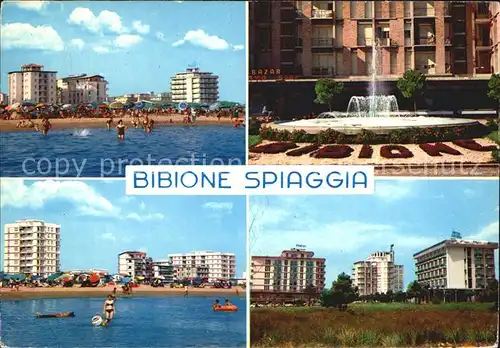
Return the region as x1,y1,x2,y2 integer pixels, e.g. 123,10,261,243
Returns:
249,1,500,117
352,246,404,296
168,251,236,282
8,64,57,105
251,247,326,301
57,74,108,104
414,238,498,289
118,251,154,279
3,220,61,278
170,68,219,104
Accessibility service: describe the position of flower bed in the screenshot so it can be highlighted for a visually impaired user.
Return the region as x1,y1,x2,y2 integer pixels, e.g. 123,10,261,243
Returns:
257,123,493,145
380,145,414,159
452,139,498,152
311,145,354,159
286,144,320,157
249,142,298,154
419,143,462,156
358,144,374,159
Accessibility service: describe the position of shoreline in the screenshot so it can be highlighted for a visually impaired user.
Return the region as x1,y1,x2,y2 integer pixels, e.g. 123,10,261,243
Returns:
0,286,246,300
0,114,244,132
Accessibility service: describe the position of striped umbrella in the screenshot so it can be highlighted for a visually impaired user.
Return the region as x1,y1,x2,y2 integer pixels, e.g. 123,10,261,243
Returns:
109,102,124,109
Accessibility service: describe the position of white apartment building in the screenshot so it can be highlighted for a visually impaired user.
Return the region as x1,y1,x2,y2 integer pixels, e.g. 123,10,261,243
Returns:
0,92,8,105
174,265,210,279
3,220,60,278
352,247,404,296
118,251,154,279
251,248,326,292
152,260,174,281
168,251,236,282
8,64,57,105
170,68,219,104
414,239,498,289
57,74,108,104
149,92,172,103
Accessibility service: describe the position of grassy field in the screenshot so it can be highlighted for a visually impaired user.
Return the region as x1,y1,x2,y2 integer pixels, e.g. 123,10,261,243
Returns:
251,302,498,347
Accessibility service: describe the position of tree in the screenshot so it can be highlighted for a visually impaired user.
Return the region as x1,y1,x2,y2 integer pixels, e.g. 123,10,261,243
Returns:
406,280,423,303
314,79,344,111
487,74,500,114
304,282,318,305
56,87,63,104
320,272,358,309
396,69,427,112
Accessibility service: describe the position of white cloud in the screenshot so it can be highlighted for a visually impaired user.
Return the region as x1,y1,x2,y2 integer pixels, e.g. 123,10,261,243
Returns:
132,20,150,34
0,179,117,216
1,23,64,51
466,221,500,242
202,202,233,213
156,31,167,42
93,45,111,54
375,181,414,202
172,29,230,50
100,232,116,241
114,34,142,48
124,212,165,221
70,38,85,50
0,179,165,221
68,7,127,34
232,44,244,51
13,1,48,11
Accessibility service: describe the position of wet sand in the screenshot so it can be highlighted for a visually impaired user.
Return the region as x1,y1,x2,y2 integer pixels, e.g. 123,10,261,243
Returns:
0,285,246,300
0,114,244,132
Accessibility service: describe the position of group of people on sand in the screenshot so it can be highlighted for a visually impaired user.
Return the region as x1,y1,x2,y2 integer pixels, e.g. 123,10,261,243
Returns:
212,298,233,309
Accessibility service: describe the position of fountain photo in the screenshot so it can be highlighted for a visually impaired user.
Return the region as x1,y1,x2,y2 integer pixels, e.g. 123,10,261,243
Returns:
248,0,500,176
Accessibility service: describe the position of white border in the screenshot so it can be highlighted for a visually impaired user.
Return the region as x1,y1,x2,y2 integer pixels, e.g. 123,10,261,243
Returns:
244,0,250,166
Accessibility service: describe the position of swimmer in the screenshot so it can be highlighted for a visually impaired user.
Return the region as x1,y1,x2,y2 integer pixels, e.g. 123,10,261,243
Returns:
106,118,113,130
223,298,232,306
103,294,116,323
41,118,51,135
213,299,221,309
145,119,154,133
116,119,127,140
184,285,189,298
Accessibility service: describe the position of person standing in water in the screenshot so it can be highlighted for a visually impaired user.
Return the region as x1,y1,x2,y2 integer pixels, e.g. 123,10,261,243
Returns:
116,119,127,140
41,117,51,135
102,294,116,324
106,117,113,130
184,285,189,298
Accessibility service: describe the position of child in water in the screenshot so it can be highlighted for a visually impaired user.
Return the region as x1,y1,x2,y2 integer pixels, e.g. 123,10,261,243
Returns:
116,119,127,140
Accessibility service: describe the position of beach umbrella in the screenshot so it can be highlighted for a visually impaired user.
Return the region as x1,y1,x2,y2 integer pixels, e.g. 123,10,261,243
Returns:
6,274,26,281
36,103,46,108
56,273,72,280
22,101,36,107
109,102,124,109
97,104,108,109
89,273,100,283
47,272,63,281
134,101,145,110
31,275,41,280
62,104,72,110
121,276,131,283
6,103,20,111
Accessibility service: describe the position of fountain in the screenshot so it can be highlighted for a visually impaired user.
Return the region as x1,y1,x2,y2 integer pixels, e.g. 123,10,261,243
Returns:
273,32,480,135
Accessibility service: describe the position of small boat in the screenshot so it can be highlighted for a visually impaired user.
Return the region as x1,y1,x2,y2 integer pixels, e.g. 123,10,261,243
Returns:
213,305,238,312
36,312,75,318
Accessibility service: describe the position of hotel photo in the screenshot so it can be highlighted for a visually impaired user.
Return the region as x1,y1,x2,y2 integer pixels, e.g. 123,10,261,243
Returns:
248,1,500,176
0,179,247,347
249,179,499,347
0,0,246,177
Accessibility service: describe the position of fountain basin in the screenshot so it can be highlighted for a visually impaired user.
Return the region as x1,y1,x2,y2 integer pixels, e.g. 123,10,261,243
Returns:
271,117,481,135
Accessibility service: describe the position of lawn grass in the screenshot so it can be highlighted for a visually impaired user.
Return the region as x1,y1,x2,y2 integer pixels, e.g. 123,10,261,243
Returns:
251,302,498,347
249,135,262,147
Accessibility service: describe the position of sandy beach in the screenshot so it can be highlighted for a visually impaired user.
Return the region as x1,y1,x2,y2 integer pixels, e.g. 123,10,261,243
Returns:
0,114,244,132
0,285,246,300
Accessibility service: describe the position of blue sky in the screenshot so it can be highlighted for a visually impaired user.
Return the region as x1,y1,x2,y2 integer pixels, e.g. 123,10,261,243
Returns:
250,179,500,289
0,179,247,277
1,1,246,102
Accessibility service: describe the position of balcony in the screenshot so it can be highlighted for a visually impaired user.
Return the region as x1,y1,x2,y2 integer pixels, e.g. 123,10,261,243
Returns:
416,36,436,45
312,67,334,76
357,38,373,46
312,37,334,47
414,7,435,17
312,9,333,19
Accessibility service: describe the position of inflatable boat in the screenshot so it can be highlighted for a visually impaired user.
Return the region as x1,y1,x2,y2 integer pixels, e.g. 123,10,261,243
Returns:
213,305,238,312
36,312,75,318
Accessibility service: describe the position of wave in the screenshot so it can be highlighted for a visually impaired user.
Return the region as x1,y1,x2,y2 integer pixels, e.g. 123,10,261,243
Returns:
72,129,91,137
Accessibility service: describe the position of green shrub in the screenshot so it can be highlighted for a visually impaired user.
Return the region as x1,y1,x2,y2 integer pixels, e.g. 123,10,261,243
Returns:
492,149,500,163
248,117,262,135
316,128,342,144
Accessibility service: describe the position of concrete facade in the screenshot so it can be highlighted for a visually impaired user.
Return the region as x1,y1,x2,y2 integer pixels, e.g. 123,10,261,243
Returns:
8,64,57,105
167,251,236,282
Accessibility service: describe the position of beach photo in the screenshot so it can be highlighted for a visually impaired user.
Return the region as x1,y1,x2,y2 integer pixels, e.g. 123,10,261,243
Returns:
0,1,246,177
0,179,247,347
249,180,499,347
248,1,499,176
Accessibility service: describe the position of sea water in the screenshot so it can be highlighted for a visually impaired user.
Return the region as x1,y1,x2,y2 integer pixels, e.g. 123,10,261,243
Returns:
0,125,246,177
0,296,246,347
